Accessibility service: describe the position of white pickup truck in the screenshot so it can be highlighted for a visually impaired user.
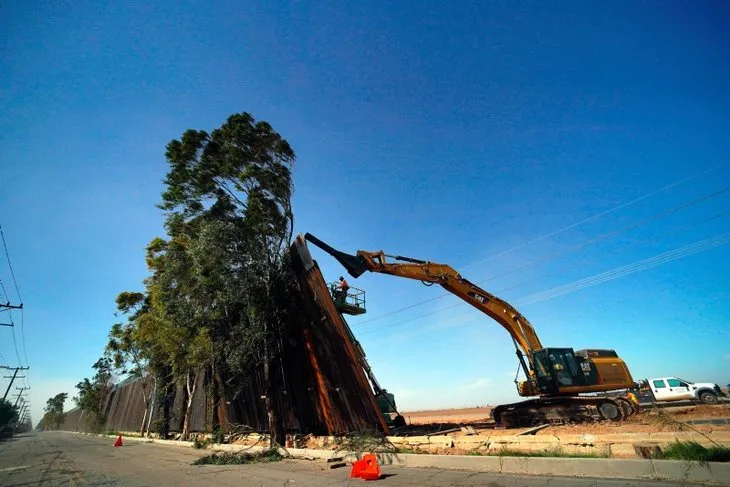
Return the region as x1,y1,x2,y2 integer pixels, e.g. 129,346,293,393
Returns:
634,377,726,405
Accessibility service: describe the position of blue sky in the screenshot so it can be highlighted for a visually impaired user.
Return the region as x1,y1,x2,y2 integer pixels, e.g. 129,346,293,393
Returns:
1,1,729,423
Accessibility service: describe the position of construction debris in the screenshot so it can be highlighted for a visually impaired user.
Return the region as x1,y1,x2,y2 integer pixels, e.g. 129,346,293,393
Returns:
426,427,461,437
517,424,550,436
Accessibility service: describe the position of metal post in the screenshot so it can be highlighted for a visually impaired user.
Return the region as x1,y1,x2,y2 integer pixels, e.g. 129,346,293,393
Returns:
3,368,18,401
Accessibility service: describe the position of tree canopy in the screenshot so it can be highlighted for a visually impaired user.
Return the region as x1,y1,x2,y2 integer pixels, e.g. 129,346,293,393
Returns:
73,112,299,442
39,392,68,430
0,399,19,437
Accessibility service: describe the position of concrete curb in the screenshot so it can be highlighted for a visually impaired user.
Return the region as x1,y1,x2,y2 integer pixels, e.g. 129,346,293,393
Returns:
380,454,730,485
62,431,730,485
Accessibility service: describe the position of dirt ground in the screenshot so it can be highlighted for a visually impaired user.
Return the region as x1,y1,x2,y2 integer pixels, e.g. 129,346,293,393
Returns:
400,404,730,436
401,406,494,425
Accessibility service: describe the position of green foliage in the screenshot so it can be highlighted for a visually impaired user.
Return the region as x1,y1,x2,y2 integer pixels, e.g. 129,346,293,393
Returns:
115,291,146,315
396,447,429,455
74,358,114,432
160,112,295,227
212,426,226,444
193,436,211,449
0,399,20,437
658,441,730,463
41,392,68,430
334,429,397,456
495,448,610,458
77,112,298,443
155,112,297,444
193,448,284,465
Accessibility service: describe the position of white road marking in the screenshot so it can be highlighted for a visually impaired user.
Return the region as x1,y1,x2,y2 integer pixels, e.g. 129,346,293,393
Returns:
0,465,31,472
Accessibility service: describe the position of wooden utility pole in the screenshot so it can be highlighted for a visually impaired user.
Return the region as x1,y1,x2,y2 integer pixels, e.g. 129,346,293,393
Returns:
1,366,29,401
14,386,29,407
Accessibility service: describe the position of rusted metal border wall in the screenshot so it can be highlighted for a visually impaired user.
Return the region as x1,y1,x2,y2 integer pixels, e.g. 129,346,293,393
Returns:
59,235,386,435
289,235,388,433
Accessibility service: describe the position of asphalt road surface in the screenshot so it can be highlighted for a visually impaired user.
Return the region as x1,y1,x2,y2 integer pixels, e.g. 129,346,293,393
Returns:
0,432,697,486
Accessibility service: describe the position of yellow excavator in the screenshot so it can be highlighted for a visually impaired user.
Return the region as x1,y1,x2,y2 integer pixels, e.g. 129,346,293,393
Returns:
305,234,637,427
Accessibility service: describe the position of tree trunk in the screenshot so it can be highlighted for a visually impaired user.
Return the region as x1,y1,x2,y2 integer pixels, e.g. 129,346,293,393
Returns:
145,377,157,437
263,355,285,447
138,376,150,435
210,366,221,435
161,380,173,439
182,370,197,440
139,398,148,436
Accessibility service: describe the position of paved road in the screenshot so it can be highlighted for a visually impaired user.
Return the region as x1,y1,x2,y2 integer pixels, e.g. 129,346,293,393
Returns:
0,432,695,486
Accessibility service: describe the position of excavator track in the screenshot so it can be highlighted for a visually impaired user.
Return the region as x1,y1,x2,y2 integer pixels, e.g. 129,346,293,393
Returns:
492,396,634,428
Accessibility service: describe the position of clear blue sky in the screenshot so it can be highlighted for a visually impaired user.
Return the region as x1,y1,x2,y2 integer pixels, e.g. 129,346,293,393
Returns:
1,1,729,423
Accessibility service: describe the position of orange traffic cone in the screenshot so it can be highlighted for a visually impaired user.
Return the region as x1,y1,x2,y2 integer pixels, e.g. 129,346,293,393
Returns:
350,453,381,480
113,435,123,447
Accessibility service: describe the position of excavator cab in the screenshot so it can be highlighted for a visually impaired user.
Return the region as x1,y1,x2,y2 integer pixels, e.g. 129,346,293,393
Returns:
329,282,367,315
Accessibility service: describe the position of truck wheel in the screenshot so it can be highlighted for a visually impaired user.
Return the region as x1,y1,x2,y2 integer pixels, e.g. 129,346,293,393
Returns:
699,391,718,405
598,401,622,421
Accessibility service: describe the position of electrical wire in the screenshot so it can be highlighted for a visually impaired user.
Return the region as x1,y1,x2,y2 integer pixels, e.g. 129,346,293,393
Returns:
0,225,22,303
493,209,730,296
5,310,23,366
381,233,730,363
359,230,730,336
473,185,730,286
0,278,9,304
458,162,729,272
20,309,28,368
513,233,730,306
356,184,730,326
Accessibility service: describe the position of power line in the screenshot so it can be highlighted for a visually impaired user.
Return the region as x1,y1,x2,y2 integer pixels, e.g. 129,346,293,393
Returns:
9,314,22,366
390,234,730,359
0,225,22,303
0,278,9,303
491,209,730,296
513,233,730,306
473,185,730,285
19,308,28,368
359,230,730,336
356,184,730,325
458,162,729,272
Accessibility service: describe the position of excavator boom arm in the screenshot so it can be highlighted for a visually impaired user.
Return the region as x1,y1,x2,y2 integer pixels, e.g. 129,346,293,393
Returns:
304,234,543,357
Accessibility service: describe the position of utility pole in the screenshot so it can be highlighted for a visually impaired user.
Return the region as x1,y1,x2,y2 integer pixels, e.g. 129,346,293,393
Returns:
1,366,30,401
14,387,29,407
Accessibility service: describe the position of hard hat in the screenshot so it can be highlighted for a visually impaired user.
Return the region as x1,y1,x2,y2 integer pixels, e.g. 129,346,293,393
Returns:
339,276,344,280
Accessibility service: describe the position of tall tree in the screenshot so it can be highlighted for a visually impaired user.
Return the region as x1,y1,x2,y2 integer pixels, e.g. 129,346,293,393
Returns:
41,392,68,430
107,291,156,435
143,235,213,439
159,112,296,445
74,358,114,432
